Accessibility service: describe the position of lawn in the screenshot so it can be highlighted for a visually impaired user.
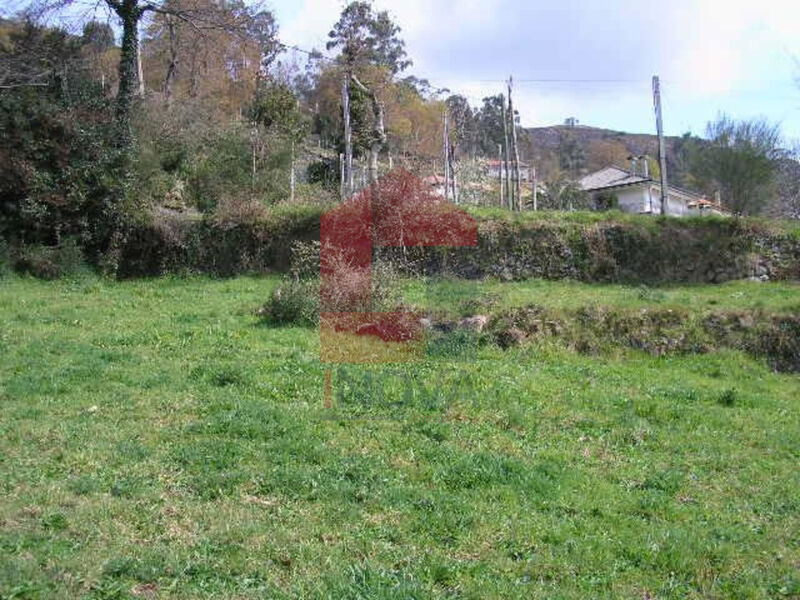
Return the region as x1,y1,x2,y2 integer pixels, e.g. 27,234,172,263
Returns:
0,275,798,599
405,277,800,316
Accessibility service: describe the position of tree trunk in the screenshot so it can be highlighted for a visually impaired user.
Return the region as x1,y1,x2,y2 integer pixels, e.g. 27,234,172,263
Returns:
443,111,450,199
449,144,458,204
114,0,141,139
135,30,145,97
164,16,178,106
290,140,295,203
351,74,386,185
341,74,353,197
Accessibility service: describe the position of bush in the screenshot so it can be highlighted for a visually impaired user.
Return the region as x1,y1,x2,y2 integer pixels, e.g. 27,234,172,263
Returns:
289,240,320,279
260,278,320,326
0,238,9,276
260,242,405,326
12,237,86,279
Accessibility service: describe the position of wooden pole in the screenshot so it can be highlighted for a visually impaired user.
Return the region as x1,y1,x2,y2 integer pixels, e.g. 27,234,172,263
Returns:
652,75,669,215
508,77,522,211
497,143,504,208
501,95,511,209
532,165,537,211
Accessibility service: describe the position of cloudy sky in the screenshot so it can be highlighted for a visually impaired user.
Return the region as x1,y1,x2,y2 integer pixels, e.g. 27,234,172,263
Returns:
271,0,800,140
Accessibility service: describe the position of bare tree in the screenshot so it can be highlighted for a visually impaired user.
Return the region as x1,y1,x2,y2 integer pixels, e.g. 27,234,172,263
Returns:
25,0,269,143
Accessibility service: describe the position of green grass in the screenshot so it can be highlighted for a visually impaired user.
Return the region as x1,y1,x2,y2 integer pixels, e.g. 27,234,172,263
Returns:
405,278,800,317
1,274,798,599
463,206,800,236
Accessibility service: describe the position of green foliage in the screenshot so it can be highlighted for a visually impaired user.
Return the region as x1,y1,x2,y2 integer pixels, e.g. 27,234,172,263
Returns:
249,79,308,143
0,19,134,265
557,129,587,177
688,114,784,215
326,1,411,73
12,237,87,279
0,237,9,276
183,124,292,211
261,277,320,325
289,240,321,279
594,191,619,211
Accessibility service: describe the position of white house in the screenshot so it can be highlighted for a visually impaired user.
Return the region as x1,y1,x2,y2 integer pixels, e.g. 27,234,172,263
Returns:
579,164,730,217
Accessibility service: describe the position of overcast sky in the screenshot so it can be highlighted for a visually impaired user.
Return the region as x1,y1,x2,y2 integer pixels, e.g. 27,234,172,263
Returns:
271,0,800,140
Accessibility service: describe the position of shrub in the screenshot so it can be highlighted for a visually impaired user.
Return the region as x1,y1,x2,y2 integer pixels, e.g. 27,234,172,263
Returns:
260,278,320,326
260,242,406,326
289,240,320,279
0,237,9,276
12,237,86,279
717,388,737,407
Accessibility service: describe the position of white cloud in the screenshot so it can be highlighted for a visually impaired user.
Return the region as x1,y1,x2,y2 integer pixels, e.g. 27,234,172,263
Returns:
272,0,800,135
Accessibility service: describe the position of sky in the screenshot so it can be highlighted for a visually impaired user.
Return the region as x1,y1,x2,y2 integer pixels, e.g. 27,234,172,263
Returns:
270,0,800,141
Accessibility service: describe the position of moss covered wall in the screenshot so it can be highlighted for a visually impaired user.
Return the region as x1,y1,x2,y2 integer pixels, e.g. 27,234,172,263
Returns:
120,209,800,283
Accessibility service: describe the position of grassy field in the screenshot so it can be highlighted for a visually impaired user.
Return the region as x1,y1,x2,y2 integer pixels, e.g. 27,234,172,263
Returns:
406,278,800,316
1,275,798,599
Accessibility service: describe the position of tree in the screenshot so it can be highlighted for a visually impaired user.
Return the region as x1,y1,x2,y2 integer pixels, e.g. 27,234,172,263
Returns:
0,18,128,257
445,94,477,157
689,115,783,215
325,1,410,75
557,129,586,178
28,0,273,142
325,2,408,188
542,170,587,211
476,94,505,156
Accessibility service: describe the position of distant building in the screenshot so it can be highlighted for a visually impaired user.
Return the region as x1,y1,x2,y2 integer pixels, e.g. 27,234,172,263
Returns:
485,160,531,181
422,174,446,197
579,162,730,217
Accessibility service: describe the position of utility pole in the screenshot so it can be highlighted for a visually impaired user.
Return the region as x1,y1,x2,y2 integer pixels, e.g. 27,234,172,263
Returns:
508,77,522,211
652,75,669,215
501,94,512,209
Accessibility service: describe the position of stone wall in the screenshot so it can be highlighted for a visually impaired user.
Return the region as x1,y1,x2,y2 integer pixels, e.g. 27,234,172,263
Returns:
411,218,800,284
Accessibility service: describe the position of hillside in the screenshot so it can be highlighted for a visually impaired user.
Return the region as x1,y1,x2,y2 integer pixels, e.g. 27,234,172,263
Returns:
523,124,800,218
522,124,687,182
